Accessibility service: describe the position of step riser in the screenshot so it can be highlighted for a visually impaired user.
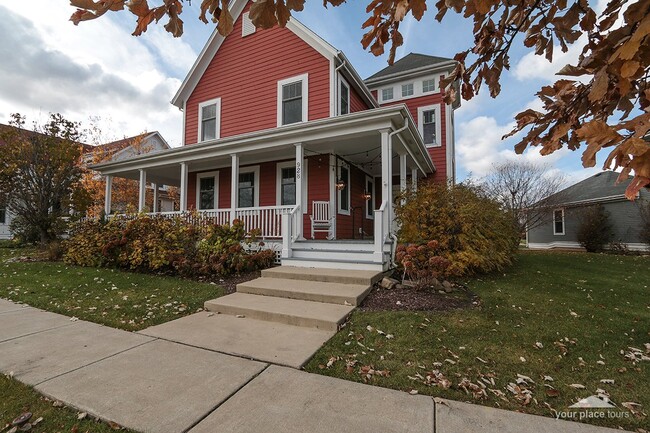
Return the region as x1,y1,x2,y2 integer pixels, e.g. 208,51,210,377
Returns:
236,283,369,306
281,259,387,272
204,301,343,331
291,249,385,261
261,269,383,286
294,242,391,252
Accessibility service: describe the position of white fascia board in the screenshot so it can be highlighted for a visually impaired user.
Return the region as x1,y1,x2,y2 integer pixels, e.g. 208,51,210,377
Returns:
170,0,248,108
286,17,338,59
365,61,457,87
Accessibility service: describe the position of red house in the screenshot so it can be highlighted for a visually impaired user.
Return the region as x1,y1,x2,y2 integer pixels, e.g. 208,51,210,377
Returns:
92,0,458,271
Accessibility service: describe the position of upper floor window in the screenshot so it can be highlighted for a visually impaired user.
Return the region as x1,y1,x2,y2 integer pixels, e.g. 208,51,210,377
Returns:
340,79,350,115
238,166,260,208
422,78,436,93
196,171,219,210
418,104,441,147
381,88,393,101
198,98,221,142
277,74,308,126
553,209,565,235
401,83,414,97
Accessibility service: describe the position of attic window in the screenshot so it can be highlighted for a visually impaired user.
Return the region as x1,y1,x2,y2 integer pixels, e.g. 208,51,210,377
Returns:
401,83,414,97
242,12,256,37
381,88,393,101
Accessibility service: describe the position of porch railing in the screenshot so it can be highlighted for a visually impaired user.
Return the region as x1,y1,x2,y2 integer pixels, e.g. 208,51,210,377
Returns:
105,206,294,239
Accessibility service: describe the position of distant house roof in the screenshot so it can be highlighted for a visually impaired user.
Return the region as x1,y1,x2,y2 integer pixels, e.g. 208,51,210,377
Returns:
0,122,91,150
365,53,455,83
87,131,170,161
550,171,640,205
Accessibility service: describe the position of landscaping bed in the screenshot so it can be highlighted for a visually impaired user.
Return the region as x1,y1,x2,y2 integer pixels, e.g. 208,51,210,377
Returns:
306,251,650,431
360,284,479,312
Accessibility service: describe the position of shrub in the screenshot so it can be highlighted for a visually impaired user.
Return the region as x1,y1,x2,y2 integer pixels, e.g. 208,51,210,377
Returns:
395,240,451,288
63,214,275,277
395,181,519,277
577,204,612,253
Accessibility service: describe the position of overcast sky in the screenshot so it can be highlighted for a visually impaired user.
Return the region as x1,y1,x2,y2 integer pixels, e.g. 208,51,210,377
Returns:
0,0,604,184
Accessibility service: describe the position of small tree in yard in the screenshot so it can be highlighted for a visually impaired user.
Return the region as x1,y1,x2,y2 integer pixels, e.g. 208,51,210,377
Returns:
0,113,89,245
483,161,567,235
577,204,613,252
396,181,519,277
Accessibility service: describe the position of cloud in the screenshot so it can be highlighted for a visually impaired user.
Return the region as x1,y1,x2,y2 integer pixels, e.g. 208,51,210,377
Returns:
513,39,585,83
0,3,184,146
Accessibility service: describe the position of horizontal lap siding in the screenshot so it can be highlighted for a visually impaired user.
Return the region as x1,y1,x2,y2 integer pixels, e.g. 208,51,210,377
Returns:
185,1,331,145
379,91,448,182
350,86,370,113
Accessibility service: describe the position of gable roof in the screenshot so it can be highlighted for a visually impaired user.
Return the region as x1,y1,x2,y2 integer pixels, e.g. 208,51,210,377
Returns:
550,171,643,205
365,53,455,85
87,131,170,162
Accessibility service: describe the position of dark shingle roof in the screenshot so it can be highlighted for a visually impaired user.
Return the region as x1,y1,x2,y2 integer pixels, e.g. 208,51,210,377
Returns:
551,171,635,204
366,53,454,81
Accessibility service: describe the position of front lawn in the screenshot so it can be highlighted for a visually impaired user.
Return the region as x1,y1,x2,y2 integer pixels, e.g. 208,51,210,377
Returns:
305,251,649,431
0,374,135,432
0,248,225,331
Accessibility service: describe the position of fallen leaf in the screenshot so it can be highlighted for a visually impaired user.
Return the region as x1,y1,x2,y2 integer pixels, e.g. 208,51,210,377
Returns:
569,383,585,389
546,388,560,398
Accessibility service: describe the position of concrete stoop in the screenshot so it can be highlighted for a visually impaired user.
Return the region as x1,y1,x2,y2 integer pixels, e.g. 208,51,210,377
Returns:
204,266,381,333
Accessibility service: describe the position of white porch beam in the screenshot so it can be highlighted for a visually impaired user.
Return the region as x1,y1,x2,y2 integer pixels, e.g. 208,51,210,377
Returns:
230,154,239,224
138,169,147,212
412,168,418,191
294,143,304,239
104,175,112,216
152,183,159,213
180,162,188,212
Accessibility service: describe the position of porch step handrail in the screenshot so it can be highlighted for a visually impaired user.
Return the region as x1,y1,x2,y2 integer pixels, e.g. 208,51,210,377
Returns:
281,204,300,258
374,200,389,261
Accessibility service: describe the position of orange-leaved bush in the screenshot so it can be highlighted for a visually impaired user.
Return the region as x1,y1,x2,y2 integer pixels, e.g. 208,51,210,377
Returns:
395,181,519,277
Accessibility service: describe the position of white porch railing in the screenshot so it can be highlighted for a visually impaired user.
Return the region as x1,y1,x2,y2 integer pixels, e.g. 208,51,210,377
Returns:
105,206,294,239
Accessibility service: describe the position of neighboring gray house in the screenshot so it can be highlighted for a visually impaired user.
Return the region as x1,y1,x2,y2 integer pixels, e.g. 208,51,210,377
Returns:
527,171,650,252
0,204,11,240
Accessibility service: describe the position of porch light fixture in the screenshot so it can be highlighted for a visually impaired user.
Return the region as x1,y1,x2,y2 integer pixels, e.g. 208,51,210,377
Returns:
336,178,346,191
362,190,372,201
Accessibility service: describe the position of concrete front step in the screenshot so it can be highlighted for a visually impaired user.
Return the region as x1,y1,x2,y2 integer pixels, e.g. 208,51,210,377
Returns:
290,248,390,262
237,277,372,306
204,293,354,331
281,257,387,271
262,266,384,286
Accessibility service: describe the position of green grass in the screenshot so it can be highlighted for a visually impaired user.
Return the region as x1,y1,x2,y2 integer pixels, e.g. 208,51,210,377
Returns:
0,374,135,432
305,251,650,430
0,248,225,331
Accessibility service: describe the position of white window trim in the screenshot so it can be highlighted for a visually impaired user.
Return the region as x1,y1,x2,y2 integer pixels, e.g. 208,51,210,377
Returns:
338,75,351,116
337,160,351,216
238,165,260,208
365,176,374,220
401,83,414,97
276,159,308,213
553,208,565,236
376,74,439,103
196,171,220,210
417,104,442,148
277,73,309,127
198,97,221,143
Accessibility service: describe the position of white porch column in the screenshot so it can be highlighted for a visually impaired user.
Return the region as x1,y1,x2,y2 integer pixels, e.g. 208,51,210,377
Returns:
152,183,159,213
104,175,112,216
412,168,418,191
180,162,188,212
399,152,407,204
138,169,147,212
294,143,304,239
380,129,392,222
230,154,239,224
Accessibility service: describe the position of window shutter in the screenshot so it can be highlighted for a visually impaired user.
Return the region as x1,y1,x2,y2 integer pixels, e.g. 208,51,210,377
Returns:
242,12,256,37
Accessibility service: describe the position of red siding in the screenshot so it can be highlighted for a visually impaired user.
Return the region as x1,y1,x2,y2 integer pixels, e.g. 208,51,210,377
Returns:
377,83,449,183
185,1,331,144
350,85,370,113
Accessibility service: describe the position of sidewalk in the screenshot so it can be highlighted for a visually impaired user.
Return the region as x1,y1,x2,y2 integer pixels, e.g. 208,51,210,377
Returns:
0,299,620,433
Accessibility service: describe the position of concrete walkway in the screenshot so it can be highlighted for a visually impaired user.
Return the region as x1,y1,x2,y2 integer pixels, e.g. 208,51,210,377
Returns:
0,299,621,433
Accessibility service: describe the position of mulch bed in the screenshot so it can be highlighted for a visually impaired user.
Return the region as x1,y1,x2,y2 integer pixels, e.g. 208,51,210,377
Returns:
359,283,480,312
200,270,262,294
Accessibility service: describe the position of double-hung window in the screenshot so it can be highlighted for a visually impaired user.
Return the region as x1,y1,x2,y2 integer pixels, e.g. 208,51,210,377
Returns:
381,88,393,101
198,98,221,142
402,83,414,97
418,105,441,147
340,79,350,115
238,167,259,208
278,74,308,126
553,209,565,235
280,167,296,205
338,161,350,215
422,78,436,93
196,171,219,210
365,177,374,219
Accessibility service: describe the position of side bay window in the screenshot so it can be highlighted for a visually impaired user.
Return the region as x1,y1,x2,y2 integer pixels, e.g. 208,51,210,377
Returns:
277,74,308,126
198,98,221,142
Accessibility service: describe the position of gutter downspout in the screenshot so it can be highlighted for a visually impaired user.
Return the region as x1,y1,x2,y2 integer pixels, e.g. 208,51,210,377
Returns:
386,116,408,268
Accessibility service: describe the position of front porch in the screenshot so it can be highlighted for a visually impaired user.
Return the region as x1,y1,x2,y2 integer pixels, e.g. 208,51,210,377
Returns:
93,106,435,271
